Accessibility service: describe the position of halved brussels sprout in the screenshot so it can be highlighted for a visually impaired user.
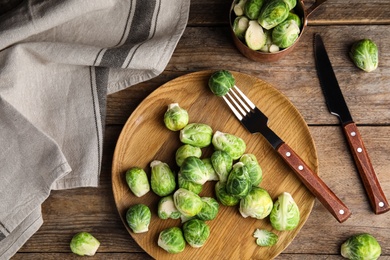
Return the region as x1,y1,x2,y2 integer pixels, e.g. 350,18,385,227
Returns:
70,232,100,256
244,0,265,20
239,186,273,219
211,150,233,182
239,154,263,186
178,172,203,194
245,20,267,51
286,12,302,28
180,123,213,148
341,233,381,260
125,167,150,197
150,160,176,197
180,156,209,185
233,0,247,16
272,18,300,49
197,197,219,221
208,70,235,97
173,188,204,217
215,181,240,206
258,0,290,30
126,204,151,233
349,39,378,72
253,229,278,247
158,227,186,254
175,144,202,167
183,219,210,248
233,16,249,40
270,192,300,231
212,131,246,160
202,158,219,181
158,195,181,220
226,162,252,199
164,103,189,131
283,0,296,10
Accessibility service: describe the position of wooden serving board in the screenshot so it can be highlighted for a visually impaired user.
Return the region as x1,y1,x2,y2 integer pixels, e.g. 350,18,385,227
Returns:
111,70,318,259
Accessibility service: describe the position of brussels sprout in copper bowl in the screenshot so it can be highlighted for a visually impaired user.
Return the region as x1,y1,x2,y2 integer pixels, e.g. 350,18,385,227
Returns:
229,0,326,62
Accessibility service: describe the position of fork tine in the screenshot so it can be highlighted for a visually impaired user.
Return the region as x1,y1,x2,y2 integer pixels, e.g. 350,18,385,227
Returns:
232,85,256,109
222,95,243,120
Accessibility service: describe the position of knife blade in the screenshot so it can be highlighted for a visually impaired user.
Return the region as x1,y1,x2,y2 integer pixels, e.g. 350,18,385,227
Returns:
314,33,390,214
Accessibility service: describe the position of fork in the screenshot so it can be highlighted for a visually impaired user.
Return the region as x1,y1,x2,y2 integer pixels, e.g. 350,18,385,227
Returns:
223,85,352,223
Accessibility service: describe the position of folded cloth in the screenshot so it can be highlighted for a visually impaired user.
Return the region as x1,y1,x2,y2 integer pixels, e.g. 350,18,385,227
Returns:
0,0,190,258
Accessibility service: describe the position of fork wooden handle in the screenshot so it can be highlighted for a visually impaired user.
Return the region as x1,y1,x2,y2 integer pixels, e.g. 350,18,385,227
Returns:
342,122,390,214
277,143,352,223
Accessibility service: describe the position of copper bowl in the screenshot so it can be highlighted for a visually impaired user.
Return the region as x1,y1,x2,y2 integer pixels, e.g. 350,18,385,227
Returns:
229,0,326,62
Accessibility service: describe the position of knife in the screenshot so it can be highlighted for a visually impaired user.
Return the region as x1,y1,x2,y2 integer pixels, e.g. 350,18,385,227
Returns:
314,33,390,214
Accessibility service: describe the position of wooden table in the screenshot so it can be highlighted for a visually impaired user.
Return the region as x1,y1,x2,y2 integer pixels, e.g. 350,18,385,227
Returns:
13,0,390,259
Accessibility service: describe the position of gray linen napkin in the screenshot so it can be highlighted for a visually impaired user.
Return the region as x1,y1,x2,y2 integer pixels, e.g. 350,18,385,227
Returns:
0,0,190,258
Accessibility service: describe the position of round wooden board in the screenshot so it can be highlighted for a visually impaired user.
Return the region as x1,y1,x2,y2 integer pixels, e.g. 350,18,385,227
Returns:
112,70,318,260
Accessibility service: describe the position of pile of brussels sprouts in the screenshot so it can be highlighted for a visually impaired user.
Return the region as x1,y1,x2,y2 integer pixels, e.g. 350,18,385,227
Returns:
232,0,302,52
124,98,302,254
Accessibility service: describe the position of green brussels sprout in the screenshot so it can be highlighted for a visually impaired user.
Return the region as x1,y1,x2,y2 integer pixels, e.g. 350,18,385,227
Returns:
150,160,176,197
240,154,263,186
212,131,246,160
126,204,151,233
244,0,265,20
233,0,247,16
183,219,211,248
175,144,202,167
197,197,219,221
180,156,209,185
233,16,249,40
245,20,267,51
270,192,300,231
283,0,296,10
258,0,290,30
286,12,302,28
349,39,378,72
215,181,240,206
70,232,100,256
272,18,300,49
158,195,181,220
211,150,233,182
164,103,189,131
208,70,235,97
341,233,381,260
180,123,213,148
202,158,219,181
125,167,150,197
158,227,186,254
173,188,204,217
178,172,203,194
253,229,278,247
239,186,273,219
226,162,252,199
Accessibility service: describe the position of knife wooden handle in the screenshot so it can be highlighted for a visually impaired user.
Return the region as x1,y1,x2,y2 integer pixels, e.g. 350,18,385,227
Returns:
342,122,390,214
277,143,352,223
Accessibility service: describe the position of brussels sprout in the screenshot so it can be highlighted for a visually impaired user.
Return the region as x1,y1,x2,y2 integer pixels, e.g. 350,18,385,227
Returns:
164,103,189,131
272,18,300,49
270,192,300,231
180,123,213,148
258,0,290,30
349,39,378,72
244,0,265,20
173,188,204,217
125,167,150,197
211,150,233,182
240,154,263,186
202,158,219,181
233,16,249,40
341,233,381,260
180,156,209,185
226,162,252,199
70,232,100,256
208,70,235,97
253,229,278,247
212,131,246,160
158,227,186,254
215,181,240,206
239,186,273,219
286,12,302,28
150,160,176,196
197,197,220,221
158,195,181,220
175,144,202,167
283,0,296,10
245,20,267,51
178,172,203,194
126,204,151,233
233,0,247,16
183,219,211,248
